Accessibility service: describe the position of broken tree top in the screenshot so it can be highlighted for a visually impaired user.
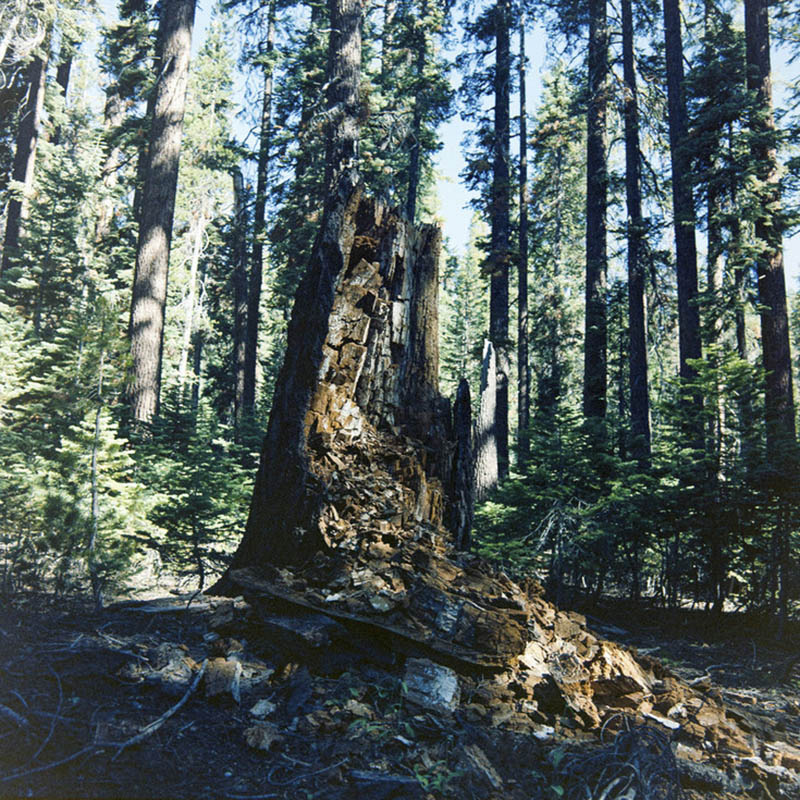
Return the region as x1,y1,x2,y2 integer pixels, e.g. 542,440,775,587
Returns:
219,188,800,788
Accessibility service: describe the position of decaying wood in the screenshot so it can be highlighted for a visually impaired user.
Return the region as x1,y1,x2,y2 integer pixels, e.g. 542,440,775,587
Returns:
215,195,800,795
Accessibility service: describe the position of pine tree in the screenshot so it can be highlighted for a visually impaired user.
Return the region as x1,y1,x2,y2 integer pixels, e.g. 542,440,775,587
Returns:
583,0,608,425
128,0,197,424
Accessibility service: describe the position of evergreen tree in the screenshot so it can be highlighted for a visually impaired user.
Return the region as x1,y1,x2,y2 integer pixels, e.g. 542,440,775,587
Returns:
128,0,197,424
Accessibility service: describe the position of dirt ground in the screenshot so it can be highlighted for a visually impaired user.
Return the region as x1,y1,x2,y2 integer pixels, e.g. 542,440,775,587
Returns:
1,593,798,799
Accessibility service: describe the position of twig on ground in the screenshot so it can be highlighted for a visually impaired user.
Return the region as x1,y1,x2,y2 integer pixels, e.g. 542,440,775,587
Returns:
267,757,348,786
0,702,30,729
109,659,207,760
0,745,97,783
26,666,62,765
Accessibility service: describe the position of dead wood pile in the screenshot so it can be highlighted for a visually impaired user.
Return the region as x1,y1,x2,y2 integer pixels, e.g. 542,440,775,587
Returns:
218,195,800,797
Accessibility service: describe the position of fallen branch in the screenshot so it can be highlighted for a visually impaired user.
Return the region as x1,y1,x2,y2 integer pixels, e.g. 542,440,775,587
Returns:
0,745,97,784
110,659,207,760
0,702,29,729
266,757,348,786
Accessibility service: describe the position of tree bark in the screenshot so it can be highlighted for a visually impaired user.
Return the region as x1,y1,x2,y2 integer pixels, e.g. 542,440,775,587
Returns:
475,339,498,501
621,0,650,463
1,51,47,276
233,170,248,429
744,0,796,466
490,0,511,479
128,0,196,424
177,200,208,403
51,40,74,147
405,0,427,222
517,16,530,465
745,0,796,636
662,0,702,402
215,0,366,575
450,378,473,550
243,0,276,418
583,0,608,423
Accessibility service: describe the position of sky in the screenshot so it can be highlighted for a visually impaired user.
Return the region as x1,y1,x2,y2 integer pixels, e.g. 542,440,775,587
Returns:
118,0,800,291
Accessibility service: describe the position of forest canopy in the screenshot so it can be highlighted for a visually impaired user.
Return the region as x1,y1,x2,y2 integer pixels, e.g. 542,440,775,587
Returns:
1,0,800,631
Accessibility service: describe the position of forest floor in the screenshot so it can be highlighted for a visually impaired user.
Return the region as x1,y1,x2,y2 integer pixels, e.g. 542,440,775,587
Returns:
1,591,799,800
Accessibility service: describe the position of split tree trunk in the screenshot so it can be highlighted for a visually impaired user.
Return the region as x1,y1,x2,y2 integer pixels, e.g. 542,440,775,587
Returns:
128,0,196,424
1,51,47,276
583,0,608,423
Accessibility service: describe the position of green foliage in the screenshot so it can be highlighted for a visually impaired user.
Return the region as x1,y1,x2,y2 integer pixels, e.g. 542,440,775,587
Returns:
134,402,251,590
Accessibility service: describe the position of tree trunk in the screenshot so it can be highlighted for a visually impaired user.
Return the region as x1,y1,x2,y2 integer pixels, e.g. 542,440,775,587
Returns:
177,200,207,403
128,0,196,424
583,0,608,423
745,0,796,636
662,0,702,407
475,339,498,501
233,170,248,429
405,0,427,222
450,378,474,550
243,0,276,418
95,92,129,242
1,51,47,276
51,41,74,147
621,0,650,463
517,16,530,465
490,0,511,479
214,0,366,575
744,0,796,466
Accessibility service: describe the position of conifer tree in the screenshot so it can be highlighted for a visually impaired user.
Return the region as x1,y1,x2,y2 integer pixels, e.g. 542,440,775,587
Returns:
621,0,650,462
128,0,197,424
662,0,702,429
583,0,608,425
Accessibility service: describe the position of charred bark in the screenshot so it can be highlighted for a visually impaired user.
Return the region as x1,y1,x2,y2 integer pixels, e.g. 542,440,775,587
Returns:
449,378,474,550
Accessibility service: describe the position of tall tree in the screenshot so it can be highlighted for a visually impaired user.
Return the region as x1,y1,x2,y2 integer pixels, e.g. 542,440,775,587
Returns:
621,0,650,462
517,15,530,464
582,0,608,423
243,0,276,419
128,0,196,423
745,0,796,631
1,50,47,276
490,0,511,480
662,0,702,409
744,0,796,463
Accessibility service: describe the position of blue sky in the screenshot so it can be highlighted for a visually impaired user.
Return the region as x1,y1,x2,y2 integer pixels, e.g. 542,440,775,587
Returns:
134,0,800,290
